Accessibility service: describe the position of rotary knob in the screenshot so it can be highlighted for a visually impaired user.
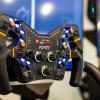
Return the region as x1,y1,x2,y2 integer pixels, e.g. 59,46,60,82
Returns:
27,50,34,56
47,51,56,62
41,65,49,77
35,51,43,62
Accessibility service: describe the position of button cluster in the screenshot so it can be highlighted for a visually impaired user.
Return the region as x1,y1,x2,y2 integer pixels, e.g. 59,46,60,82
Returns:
59,26,80,70
20,57,32,69
8,18,26,48
61,26,80,51
61,26,74,50
58,58,67,67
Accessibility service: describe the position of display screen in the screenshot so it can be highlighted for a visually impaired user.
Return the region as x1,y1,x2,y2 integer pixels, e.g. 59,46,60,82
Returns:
0,0,83,38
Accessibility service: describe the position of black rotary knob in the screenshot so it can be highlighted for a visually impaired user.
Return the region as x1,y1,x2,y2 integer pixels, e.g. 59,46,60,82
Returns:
47,51,56,62
27,50,34,56
41,65,49,77
35,51,43,62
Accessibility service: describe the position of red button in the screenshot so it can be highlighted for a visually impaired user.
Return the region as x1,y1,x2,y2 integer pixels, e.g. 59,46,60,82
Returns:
35,39,40,44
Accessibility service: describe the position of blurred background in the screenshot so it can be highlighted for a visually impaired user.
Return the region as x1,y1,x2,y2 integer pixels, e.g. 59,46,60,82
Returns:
0,0,100,100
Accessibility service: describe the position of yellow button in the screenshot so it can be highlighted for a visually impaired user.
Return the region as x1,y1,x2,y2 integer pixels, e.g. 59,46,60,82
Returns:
20,42,26,47
74,38,80,43
10,21,15,27
0,32,6,37
70,28,74,34
63,45,67,49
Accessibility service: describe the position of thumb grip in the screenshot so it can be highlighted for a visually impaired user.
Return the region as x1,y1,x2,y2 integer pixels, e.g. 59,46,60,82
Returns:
0,45,12,94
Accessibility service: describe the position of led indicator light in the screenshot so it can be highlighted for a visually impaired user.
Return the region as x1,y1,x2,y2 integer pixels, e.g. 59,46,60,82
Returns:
9,18,13,22
63,42,66,45
15,24,20,28
26,61,31,65
20,39,24,42
62,58,66,62
66,30,69,33
21,58,25,62
62,34,66,38
15,18,18,21
20,30,25,34
92,7,95,14
58,61,62,64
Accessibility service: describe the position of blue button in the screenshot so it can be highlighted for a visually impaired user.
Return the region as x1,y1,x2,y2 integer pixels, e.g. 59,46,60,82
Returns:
20,30,25,34
15,19,22,25
26,61,31,65
58,61,62,64
66,61,72,70
9,18,14,22
21,58,25,62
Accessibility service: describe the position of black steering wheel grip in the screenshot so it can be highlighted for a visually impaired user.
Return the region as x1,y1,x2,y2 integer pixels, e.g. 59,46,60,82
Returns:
0,41,12,94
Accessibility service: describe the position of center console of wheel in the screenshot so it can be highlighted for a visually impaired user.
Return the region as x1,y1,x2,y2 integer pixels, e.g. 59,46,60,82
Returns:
0,14,83,86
